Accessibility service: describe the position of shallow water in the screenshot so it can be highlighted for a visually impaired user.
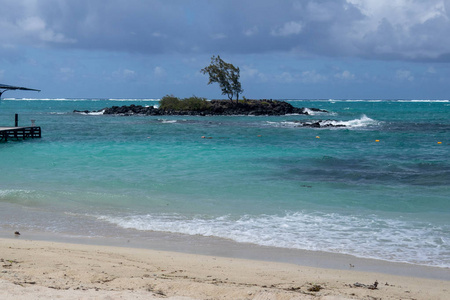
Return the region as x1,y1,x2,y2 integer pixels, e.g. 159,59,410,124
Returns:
1,98,449,268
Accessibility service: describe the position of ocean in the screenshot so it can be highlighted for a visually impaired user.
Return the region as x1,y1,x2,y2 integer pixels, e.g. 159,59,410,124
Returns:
0,98,449,269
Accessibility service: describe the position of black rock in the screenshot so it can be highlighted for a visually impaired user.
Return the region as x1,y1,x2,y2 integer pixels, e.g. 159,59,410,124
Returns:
76,99,328,117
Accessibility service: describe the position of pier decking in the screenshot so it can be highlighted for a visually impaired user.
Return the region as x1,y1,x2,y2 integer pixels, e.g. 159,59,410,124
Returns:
0,126,41,142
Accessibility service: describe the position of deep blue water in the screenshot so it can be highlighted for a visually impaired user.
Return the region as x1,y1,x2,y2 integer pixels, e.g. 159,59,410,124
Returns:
0,98,449,268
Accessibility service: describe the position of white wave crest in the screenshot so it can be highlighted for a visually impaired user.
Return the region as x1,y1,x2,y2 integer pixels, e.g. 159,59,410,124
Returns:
302,108,334,116
76,110,105,116
400,99,450,103
267,115,379,129
321,114,378,128
94,211,450,268
87,110,105,116
160,119,177,124
0,189,33,197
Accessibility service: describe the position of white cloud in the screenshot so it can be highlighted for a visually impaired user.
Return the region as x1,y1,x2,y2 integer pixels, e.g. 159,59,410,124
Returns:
112,69,137,80
153,66,166,78
152,32,167,38
241,65,267,82
59,67,74,81
335,70,355,80
345,0,449,59
347,0,446,28
123,69,136,78
426,66,437,74
19,16,46,32
241,65,259,78
300,70,326,83
18,16,76,44
60,67,73,74
211,33,227,40
275,70,326,84
271,21,303,37
2,0,450,63
396,69,414,81
243,26,258,36
306,1,335,22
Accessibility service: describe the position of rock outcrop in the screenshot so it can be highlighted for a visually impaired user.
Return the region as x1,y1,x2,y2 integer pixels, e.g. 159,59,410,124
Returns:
74,100,328,116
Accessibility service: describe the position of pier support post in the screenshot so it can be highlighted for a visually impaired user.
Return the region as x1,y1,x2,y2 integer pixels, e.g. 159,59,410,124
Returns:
15,114,18,127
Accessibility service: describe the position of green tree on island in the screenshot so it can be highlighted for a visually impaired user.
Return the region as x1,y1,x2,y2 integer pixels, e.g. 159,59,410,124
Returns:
201,55,243,103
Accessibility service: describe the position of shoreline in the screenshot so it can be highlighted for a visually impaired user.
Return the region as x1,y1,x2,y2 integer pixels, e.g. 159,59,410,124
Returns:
1,229,449,281
1,237,449,299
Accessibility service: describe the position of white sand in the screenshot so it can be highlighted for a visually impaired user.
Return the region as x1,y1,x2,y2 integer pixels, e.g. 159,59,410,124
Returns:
0,238,448,299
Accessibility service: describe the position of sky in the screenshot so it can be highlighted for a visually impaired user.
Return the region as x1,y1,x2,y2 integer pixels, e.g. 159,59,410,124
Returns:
1,0,450,99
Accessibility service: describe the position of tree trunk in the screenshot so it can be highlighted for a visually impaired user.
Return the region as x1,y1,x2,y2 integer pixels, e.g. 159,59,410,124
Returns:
228,92,234,103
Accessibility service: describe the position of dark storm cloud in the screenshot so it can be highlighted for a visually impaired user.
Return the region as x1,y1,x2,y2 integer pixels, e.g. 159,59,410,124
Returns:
2,0,450,62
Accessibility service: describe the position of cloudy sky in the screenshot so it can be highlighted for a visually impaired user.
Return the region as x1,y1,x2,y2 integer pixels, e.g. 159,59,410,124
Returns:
1,0,450,99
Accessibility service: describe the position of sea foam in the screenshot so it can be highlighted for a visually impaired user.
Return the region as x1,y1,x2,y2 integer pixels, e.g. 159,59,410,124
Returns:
94,211,450,268
267,115,379,129
324,114,379,128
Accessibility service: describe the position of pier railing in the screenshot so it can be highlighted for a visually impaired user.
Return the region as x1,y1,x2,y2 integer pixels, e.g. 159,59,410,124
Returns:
0,126,41,142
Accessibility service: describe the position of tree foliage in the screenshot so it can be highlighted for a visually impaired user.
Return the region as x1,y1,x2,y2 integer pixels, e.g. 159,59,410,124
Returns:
160,94,210,111
201,55,243,103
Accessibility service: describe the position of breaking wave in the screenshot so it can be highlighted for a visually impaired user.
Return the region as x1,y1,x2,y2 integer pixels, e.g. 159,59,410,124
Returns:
268,115,379,129
94,211,450,268
77,110,105,116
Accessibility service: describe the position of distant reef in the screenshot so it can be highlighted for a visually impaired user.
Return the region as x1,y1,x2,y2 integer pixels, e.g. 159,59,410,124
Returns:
74,99,328,116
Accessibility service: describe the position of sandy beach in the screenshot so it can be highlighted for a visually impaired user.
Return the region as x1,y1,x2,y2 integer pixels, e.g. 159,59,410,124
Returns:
0,238,448,299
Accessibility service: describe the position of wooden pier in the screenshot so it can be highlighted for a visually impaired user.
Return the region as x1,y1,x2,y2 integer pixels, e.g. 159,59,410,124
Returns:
0,126,41,142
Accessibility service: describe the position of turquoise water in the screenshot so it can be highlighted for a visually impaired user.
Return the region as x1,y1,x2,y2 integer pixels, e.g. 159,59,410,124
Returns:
0,98,449,268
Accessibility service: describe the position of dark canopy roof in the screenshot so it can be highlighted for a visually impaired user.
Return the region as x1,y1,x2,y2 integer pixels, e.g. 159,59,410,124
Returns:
0,83,40,97
0,84,41,92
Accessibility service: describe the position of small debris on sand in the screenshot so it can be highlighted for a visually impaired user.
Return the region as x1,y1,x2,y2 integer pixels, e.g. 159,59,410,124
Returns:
308,284,323,292
353,280,379,290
